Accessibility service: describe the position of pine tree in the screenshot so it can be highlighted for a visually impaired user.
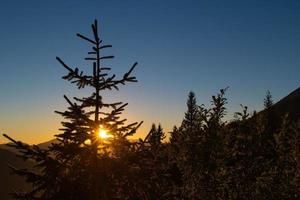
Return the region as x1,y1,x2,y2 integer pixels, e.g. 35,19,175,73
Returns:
147,123,165,148
261,89,277,168
173,91,202,199
147,124,157,147
169,126,180,145
171,89,228,199
3,20,143,200
263,90,275,127
177,91,201,158
181,91,200,131
264,90,273,109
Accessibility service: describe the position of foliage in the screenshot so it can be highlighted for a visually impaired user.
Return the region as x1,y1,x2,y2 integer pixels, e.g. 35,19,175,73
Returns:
264,90,273,109
147,124,166,148
169,89,300,199
2,21,300,200
3,20,143,200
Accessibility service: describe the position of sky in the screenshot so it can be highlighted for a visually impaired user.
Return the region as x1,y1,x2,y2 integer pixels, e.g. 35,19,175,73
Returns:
0,0,299,144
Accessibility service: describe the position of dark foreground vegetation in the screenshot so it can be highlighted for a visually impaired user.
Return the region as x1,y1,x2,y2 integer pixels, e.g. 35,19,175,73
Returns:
1,20,300,200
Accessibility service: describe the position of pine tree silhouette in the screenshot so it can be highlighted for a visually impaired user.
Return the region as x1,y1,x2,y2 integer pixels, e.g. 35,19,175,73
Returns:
147,123,165,148
3,20,143,200
181,91,200,131
170,89,228,199
2,19,299,200
264,90,273,109
172,91,202,199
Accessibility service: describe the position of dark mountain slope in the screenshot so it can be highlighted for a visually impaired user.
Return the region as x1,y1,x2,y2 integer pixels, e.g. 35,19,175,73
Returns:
0,149,32,200
270,86,300,121
36,138,58,149
0,138,58,153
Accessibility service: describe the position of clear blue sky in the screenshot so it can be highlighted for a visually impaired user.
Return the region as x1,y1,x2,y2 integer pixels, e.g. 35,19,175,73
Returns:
0,0,299,143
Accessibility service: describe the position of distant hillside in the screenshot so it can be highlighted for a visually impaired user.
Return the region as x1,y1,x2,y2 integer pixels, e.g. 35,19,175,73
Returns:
270,86,300,121
0,143,16,153
0,139,56,200
0,138,58,153
36,138,58,149
0,149,32,200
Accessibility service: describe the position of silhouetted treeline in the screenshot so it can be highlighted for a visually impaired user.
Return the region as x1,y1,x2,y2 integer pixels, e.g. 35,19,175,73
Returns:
2,20,300,200
165,89,300,199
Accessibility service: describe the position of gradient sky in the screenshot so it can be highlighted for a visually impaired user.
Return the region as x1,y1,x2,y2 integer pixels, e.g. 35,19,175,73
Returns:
0,0,299,144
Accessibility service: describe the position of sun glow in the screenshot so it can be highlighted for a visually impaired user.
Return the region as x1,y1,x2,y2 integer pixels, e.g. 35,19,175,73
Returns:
98,128,112,139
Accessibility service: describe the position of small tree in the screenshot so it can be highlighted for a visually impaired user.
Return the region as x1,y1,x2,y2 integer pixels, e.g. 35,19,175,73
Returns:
264,90,273,109
181,91,200,131
3,20,143,200
171,89,228,199
147,123,165,148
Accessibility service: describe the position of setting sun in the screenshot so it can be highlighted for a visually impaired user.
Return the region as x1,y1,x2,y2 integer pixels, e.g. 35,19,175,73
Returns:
98,128,112,139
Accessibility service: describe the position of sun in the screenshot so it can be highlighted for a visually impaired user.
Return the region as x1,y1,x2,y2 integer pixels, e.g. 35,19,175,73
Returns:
98,128,112,139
